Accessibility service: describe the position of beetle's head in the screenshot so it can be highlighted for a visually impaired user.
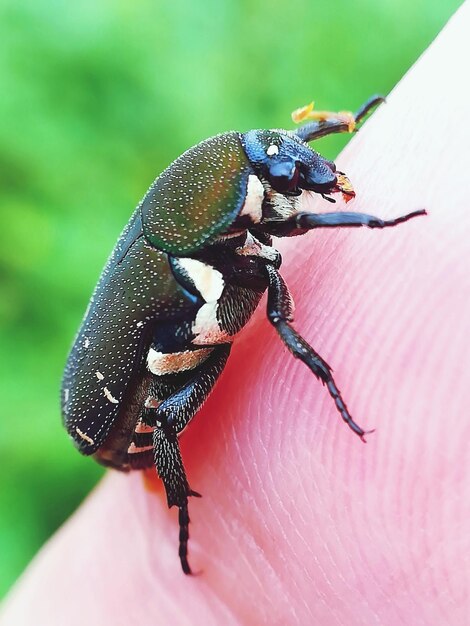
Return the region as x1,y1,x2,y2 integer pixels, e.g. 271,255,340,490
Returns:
240,129,353,202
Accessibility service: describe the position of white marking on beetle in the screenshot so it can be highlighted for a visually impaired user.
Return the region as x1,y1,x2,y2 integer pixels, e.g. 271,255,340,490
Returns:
217,229,246,241
103,387,119,404
144,397,160,410
266,187,303,219
95,370,104,381
136,418,155,432
84,337,90,348
177,258,225,302
64,388,70,403
76,427,95,446
266,144,279,156
147,347,213,375
127,442,154,454
136,321,144,328
192,301,231,345
239,174,264,223
235,232,280,263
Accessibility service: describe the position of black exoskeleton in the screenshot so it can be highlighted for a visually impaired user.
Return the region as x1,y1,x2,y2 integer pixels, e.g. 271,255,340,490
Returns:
61,96,425,574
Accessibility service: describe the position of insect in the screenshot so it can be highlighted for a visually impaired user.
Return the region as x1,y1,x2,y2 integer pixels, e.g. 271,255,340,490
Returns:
61,96,425,574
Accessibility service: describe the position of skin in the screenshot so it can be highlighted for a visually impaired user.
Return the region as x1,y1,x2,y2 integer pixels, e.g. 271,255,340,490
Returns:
2,4,469,624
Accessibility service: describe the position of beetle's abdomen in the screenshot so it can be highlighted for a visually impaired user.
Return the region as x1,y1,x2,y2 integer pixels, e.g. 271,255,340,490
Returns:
61,212,198,456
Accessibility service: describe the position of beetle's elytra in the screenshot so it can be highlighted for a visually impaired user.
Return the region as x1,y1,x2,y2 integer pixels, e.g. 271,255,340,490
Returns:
61,96,425,574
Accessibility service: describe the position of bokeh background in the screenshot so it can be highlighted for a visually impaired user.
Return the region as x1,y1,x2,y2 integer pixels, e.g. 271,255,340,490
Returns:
0,0,462,599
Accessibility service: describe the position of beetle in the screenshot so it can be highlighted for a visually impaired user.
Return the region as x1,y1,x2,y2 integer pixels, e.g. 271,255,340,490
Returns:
61,95,425,574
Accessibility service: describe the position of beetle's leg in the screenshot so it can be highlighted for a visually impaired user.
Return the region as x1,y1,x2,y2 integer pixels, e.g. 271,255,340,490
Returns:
266,208,426,237
147,344,231,434
293,208,426,230
152,427,197,574
295,95,384,142
147,344,231,574
265,264,371,441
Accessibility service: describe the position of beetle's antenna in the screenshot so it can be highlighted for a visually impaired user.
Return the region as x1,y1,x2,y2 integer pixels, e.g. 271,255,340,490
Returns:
354,95,386,125
293,95,385,143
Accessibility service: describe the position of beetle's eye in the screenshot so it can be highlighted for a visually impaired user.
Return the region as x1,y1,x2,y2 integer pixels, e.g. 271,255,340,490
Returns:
266,158,299,194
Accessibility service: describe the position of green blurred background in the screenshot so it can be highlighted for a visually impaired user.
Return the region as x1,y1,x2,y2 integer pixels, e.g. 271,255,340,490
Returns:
0,0,462,599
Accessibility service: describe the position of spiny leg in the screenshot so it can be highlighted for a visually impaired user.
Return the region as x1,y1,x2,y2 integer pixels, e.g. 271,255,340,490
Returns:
147,344,231,574
294,95,385,143
147,344,231,433
178,502,192,575
265,208,426,238
292,208,427,230
153,427,200,574
274,322,370,440
265,264,371,441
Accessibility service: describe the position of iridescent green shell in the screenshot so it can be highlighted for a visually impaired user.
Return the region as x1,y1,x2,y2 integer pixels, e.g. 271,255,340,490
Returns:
140,132,252,255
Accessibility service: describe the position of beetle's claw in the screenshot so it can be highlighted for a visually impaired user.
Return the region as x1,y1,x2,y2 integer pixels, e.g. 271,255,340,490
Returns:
359,428,376,443
181,557,193,575
180,555,203,576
